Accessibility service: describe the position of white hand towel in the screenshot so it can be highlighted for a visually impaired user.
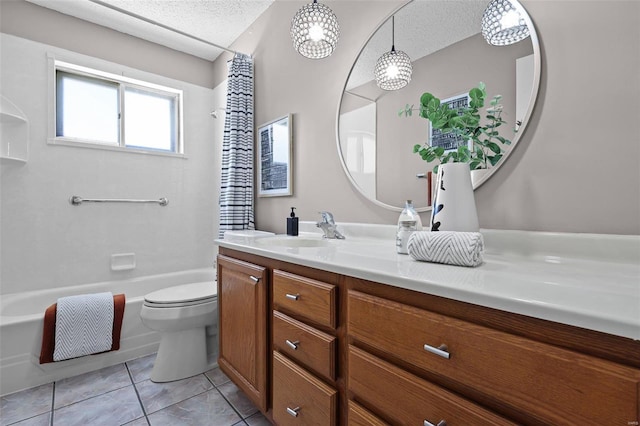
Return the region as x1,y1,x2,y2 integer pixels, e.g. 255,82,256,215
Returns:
408,231,484,267
54,292,114,362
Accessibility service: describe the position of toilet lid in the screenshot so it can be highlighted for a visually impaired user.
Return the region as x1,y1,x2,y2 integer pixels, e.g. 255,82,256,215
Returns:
144,282,217,305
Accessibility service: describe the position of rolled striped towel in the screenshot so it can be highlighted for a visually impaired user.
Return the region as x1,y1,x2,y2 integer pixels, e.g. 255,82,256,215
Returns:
408,231,484,267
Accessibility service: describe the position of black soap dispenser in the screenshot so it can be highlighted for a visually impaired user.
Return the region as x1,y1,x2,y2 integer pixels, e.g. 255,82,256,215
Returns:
287,207,299,236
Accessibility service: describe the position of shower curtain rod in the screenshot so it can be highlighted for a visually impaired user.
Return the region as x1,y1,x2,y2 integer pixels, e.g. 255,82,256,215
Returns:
87,0,249,58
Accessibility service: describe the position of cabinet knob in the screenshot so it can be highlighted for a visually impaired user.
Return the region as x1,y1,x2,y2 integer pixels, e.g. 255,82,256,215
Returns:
249,275,260,283
285,293,300,301
286,406,300,417
285,339,300,350
423,343,450,359
424,420,447,426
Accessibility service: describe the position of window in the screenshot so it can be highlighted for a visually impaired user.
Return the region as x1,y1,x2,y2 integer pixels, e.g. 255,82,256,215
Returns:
53,60,183,154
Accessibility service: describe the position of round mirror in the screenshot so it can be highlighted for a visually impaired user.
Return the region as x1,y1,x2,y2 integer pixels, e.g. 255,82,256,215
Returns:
337,0,540,212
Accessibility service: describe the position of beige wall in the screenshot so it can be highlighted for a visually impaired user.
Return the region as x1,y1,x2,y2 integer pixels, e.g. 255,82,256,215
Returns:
217,0,640,235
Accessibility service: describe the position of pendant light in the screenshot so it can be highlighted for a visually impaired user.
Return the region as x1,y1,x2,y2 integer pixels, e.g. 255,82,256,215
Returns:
290,0,340,59
481,0,530,46
374,15,412,91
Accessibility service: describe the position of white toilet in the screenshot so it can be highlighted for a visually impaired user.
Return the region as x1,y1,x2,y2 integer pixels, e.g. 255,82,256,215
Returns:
140,281,217,382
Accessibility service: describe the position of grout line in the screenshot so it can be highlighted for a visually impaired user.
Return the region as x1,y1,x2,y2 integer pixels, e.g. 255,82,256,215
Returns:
136,378,215,419
125,362,150,424
203,372,216,388
214,386,245,420
50,382,55,426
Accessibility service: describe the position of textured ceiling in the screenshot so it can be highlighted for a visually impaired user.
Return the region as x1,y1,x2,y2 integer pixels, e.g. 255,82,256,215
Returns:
24,0,488,72
25,0,275,61
347,0,488,90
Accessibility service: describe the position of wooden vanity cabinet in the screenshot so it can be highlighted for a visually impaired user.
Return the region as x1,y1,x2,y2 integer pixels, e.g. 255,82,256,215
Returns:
217,248,640,426
271,269,339,425
348,345,515,426
272,351,337,425
346,280,640,426
217,254,268,412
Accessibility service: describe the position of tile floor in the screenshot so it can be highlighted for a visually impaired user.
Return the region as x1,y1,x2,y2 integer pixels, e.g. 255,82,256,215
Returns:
0,354,271,426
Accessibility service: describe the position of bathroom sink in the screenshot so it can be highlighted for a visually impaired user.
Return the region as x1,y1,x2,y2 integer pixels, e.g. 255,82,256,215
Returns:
254,235,329,248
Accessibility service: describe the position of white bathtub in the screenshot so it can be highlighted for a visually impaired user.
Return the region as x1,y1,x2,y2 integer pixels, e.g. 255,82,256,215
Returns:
0,268,217,396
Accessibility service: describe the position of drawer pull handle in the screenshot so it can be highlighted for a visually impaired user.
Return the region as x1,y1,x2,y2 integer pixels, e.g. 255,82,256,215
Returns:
285,293,300,301
285,339,300,350
286,406,300,417
423,343,450,359
424,420,447,426
249,275,260,283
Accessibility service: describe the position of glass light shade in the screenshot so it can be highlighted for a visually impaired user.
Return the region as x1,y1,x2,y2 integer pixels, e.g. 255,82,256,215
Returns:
481,0,530,46
290,1,340,59
374,49,412,91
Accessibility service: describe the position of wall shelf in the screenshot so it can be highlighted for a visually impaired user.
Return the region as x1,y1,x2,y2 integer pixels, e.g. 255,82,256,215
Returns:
0,95,29,163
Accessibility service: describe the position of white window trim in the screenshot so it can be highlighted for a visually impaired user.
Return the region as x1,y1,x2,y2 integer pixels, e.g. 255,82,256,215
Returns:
47,53,186,158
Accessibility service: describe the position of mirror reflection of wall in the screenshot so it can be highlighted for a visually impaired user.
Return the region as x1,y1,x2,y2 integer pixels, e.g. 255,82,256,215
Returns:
338,0,540,212
339,98,377,200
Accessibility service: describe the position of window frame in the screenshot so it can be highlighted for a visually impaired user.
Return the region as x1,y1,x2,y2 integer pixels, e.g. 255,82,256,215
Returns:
49,58,184,157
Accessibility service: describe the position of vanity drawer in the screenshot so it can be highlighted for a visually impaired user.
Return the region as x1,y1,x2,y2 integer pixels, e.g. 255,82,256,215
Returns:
273,310,336,381
273,270,336,329
272,351,337,426
348,290,640,425
348,401,389,426
349,345,514,426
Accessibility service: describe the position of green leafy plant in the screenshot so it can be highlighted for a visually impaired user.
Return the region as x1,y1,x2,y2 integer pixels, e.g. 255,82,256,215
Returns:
399,82,514,174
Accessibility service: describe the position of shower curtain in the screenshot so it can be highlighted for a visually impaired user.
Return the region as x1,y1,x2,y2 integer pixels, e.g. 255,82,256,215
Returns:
218,53,255,238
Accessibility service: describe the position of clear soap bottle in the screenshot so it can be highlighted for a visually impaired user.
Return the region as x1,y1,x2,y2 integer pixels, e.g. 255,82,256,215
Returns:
396,200,422,254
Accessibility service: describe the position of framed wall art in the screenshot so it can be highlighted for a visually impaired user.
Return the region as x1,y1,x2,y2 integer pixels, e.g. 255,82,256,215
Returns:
257,114,292,197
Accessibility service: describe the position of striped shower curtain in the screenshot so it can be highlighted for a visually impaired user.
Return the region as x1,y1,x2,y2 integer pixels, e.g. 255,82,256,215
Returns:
218,53,255,238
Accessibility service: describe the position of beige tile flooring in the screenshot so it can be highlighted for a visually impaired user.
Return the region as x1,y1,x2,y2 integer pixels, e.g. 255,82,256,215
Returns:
0,354,271,426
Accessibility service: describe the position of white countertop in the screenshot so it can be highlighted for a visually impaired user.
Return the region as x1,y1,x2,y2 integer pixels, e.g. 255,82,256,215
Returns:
216,223,640,341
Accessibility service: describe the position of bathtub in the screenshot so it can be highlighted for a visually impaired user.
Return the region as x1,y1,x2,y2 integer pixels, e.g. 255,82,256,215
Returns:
0,267,217,396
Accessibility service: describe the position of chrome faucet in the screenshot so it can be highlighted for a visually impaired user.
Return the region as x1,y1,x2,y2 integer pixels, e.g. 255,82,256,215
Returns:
316,211,345,239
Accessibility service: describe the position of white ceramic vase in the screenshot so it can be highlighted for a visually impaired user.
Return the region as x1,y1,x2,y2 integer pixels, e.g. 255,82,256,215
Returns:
430,162,479,232
470,168,490,187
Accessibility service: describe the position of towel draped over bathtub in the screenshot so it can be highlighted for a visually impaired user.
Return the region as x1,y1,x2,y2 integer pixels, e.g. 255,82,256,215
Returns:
40,293,126,364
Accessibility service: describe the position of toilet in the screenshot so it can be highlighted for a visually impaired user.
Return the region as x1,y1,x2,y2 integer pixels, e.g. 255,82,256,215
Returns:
140,281,217,382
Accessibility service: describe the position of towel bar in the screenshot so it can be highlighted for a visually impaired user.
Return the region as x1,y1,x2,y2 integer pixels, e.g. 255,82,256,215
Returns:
69,196,169,206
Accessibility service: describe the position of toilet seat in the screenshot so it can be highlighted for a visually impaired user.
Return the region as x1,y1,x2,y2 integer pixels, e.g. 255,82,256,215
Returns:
143,282,217,308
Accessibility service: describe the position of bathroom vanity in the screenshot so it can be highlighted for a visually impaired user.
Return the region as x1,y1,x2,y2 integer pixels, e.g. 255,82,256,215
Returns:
216,226,640,425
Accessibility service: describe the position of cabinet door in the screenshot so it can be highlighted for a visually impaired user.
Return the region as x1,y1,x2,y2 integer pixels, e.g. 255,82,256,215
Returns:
348,290,640,425
217,255,268,412
348,401,389,426
272,351,337,426
273,270,336,329
273,310,336,382
349,345,515,426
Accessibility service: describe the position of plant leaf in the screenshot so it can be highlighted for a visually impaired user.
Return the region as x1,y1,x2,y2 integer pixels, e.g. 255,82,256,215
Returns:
488,142,501,154
489,153,503,166
469,159,482,170
420,92,436,107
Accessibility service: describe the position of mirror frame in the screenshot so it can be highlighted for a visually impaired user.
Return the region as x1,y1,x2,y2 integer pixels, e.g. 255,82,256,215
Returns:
335,0,541,212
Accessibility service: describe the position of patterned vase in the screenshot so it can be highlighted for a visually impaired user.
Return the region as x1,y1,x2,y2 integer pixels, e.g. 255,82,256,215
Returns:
430,162,479,232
